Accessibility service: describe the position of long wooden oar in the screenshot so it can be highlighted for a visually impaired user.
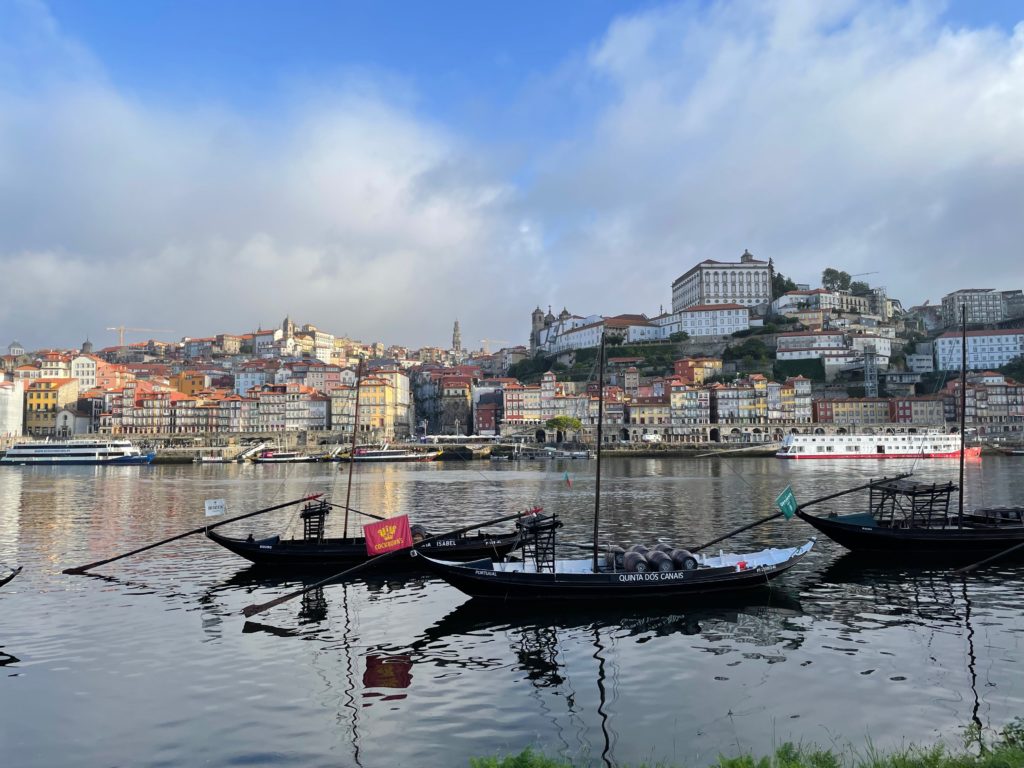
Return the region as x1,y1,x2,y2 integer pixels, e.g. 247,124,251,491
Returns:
63,494,323,575
241,508,535,617
953,540,1024,575
690,475,912,554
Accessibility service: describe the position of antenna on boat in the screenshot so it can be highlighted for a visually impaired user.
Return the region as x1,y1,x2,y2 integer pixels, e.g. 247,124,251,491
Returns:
593,333,606,573
343,359,364,540
958,304,966,528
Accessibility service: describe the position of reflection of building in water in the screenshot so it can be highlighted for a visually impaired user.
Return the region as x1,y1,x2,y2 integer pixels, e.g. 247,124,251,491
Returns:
0,465,22,546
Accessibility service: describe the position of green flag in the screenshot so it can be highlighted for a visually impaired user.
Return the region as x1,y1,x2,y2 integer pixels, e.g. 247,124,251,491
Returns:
775,485,798,519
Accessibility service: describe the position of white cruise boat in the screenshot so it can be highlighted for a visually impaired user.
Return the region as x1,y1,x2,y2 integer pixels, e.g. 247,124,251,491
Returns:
0,439,156,466
776,432,981,460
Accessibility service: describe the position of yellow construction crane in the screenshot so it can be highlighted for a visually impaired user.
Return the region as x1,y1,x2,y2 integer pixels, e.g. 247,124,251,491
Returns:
479,339,511,354
106,326,175,347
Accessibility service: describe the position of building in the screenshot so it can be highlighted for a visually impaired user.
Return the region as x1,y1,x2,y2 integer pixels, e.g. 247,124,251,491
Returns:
934,329,1024,371
25,378,80,435
0,379,24,437
671,250,772,312
651,304,750,338
941,289,1006,327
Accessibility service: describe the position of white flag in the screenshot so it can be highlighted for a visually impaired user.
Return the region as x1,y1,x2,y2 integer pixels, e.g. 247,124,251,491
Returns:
204,498,226,517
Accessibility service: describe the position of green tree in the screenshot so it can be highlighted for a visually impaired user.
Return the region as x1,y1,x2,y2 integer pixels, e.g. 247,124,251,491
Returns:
545,416,583,432
669,331,689,343
821,268,851,291
772,271,798,297
850,280,871,296
1000,355,1024,382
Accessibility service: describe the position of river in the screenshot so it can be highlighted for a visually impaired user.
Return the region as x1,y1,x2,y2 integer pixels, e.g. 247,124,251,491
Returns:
1,456,1023,767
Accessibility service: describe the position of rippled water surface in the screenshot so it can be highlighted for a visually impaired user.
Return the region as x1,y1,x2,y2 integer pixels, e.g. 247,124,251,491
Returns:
2,456,1023,767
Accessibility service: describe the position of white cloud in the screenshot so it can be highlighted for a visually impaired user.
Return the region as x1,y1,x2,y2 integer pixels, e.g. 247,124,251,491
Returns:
2,0,1024,352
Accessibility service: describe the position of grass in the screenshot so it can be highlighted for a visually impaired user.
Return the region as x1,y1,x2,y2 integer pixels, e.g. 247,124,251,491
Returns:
469,719,1024,768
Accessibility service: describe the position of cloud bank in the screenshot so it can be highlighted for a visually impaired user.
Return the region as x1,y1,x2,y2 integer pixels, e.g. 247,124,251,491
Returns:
2,0,1024,350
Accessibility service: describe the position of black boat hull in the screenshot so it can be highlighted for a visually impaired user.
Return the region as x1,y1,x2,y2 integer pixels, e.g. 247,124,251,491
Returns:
205,528,523,570
796,510,1024,559
0,566,22,588
411,542,814,602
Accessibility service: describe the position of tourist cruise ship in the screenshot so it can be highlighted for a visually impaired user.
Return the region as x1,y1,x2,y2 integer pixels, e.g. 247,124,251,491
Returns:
0,439,156,466
776,431,981,460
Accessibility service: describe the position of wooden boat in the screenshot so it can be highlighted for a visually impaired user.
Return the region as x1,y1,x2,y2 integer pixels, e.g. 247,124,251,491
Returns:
413,335,815,602
796,307,1024,563
795,476,1024,559
205,498,525,569
0,566,22,588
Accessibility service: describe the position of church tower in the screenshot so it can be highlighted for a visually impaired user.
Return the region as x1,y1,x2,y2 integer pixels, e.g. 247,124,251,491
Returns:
452,319,462,352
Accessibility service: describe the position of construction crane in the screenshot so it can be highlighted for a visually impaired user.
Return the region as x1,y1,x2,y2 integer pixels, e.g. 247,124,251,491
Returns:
479,339,510,354
106,326,175,347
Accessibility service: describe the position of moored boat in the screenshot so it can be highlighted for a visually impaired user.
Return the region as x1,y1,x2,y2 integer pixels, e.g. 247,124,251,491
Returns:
205,498,526,569
342,444,442,463
776,431,980,460
251,450,318,463
795,476,1024,560
0,439,155,466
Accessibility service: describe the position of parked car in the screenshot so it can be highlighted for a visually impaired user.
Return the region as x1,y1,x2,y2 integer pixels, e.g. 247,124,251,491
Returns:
640,434,662,443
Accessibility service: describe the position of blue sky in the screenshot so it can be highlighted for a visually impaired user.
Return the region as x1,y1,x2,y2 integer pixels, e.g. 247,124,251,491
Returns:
4,0,1024,350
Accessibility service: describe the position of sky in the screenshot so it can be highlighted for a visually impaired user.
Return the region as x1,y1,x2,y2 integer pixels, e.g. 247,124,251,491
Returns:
2,0,1023,352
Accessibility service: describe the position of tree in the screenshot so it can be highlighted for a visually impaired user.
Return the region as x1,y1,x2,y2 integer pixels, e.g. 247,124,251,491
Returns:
669,331,689,343
772,272,798,297
545,416,583,443
850,280,871,296
545,416,582,432
1000,355,1024,383
822,268,851,291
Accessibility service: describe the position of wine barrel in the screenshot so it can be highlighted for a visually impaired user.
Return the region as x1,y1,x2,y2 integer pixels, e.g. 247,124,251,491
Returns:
670,548,698,571
623,552,650,572
605,545,626,569
627,544,649,555
646,550,674,572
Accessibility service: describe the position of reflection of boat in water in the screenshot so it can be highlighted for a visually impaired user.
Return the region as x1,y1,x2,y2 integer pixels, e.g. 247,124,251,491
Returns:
417,589,805,646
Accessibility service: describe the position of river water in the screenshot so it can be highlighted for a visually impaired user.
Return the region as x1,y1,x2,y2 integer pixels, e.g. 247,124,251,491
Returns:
1,456,1023,767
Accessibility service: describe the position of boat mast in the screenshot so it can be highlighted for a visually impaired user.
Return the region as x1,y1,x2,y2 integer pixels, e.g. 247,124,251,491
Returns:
343,359,364,540
958,304,966,528
592,333,606,573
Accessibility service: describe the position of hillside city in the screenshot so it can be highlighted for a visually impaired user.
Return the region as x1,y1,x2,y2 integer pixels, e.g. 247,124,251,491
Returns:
3,251,1024,449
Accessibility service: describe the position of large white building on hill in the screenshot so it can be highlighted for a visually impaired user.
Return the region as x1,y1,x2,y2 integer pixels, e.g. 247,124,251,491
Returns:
671,250,772,313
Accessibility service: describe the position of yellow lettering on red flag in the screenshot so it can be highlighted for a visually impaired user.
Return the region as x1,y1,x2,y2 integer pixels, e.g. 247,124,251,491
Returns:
363,514,413,556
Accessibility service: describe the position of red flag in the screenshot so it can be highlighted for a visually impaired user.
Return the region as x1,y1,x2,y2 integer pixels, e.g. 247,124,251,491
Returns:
363,514,413,556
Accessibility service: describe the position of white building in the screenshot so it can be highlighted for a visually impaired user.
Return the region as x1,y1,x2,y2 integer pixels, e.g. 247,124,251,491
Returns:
0,379,24,437
935,329,1024,371
671,250,772,313
652,304,750,338
70,354,101,391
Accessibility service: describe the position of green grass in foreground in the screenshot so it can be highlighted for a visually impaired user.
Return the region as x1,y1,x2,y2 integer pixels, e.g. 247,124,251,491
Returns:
469,719,1024,768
